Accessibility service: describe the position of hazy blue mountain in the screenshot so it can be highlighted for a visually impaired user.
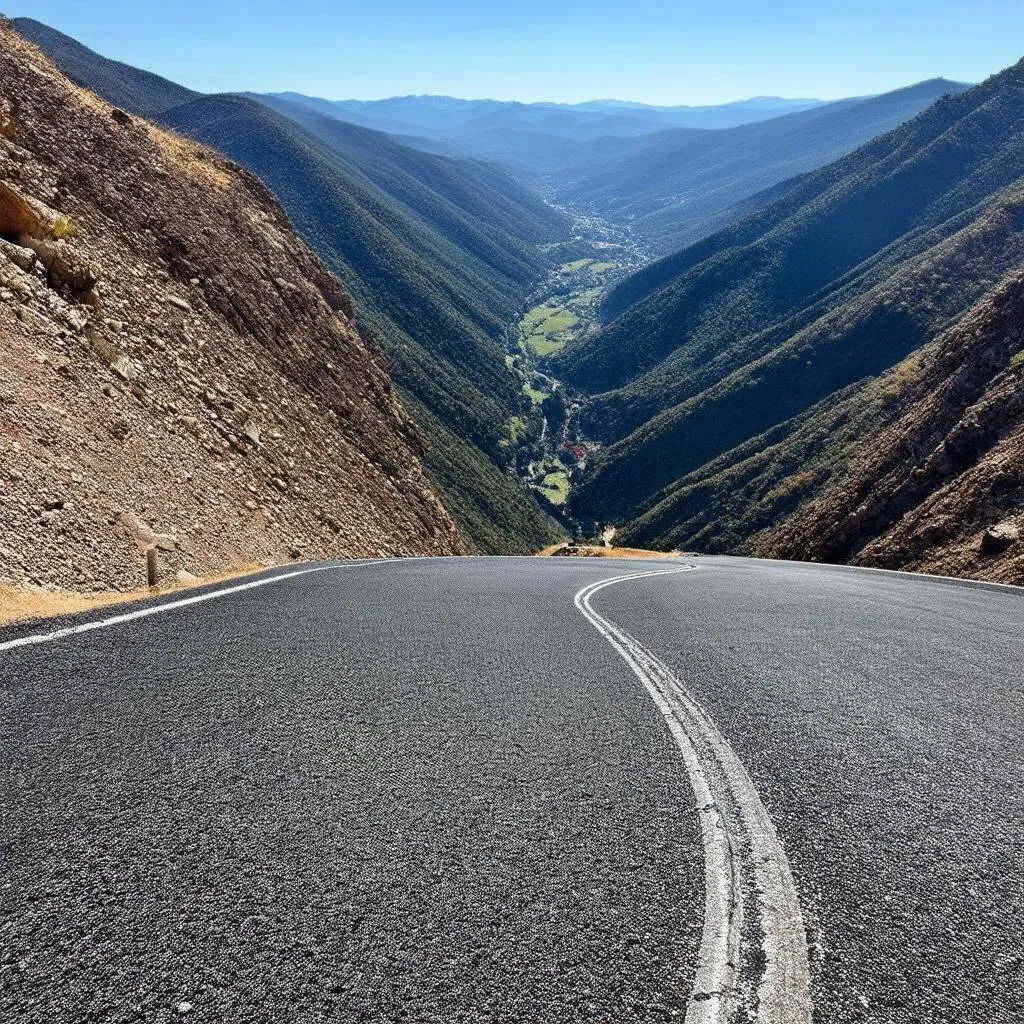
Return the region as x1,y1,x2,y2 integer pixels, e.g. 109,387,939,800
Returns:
265,91,830,172
275,92,827,136
556,78,972,254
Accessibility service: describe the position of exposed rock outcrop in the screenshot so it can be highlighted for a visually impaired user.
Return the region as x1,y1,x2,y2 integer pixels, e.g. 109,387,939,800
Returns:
763,273,1024,585
0,20,468,594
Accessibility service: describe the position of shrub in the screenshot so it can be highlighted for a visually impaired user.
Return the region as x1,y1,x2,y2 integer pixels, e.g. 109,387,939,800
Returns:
51,217,76,241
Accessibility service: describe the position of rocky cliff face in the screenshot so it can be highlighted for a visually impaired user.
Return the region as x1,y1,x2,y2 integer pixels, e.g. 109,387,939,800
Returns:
0,20,468,593
763,273,1024,584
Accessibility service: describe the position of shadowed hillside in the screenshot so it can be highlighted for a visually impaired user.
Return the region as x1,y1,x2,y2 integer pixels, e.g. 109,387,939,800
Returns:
559,56,1024,582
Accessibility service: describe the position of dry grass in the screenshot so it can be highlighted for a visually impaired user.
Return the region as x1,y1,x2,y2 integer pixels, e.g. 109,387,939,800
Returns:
538,543,682,560
50,217,76,240
0,563,270,626
147,124,232,190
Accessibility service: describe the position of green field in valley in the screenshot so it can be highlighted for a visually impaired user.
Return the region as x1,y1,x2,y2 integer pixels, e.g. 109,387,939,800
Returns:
559,258,593,272
520,300,579,355
536,468,570,505
523,381,550,404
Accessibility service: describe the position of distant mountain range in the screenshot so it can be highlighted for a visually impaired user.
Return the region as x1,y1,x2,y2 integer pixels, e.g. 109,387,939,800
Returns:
269,93,828,141
273,85,968,256
555,79,970,254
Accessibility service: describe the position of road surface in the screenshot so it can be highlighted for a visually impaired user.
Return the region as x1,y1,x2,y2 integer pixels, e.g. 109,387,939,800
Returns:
1,556,1021,1023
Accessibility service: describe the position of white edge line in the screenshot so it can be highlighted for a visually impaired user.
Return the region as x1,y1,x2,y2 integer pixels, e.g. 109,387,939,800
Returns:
0,554,684,655
712,554,1024,594
0,561,379,653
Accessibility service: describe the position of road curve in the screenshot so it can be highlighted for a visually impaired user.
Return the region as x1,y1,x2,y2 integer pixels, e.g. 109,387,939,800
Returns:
1,555,1022,1023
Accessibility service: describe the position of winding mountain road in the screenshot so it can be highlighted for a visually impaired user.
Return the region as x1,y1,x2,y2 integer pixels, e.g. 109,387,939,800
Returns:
1,556,1021,1023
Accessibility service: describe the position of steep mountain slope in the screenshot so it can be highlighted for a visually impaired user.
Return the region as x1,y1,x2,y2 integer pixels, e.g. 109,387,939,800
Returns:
14,17,567,554
557,79,970,255
560,57,1024,577
761,272,1024,583
622,265,1024,585
253,93,563,248
159,95,564,552
0,20,467,593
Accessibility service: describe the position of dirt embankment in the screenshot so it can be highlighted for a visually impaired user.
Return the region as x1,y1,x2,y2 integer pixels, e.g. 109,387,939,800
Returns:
0,20,469,594
539,542,681,560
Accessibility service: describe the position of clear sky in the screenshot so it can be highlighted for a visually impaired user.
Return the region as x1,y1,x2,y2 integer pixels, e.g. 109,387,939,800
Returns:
6,1,1024,104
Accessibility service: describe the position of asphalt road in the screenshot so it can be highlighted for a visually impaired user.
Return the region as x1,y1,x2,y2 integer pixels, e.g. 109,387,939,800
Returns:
1,556,1021,1023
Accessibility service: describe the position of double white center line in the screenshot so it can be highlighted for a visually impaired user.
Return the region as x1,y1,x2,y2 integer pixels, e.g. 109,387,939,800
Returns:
575,566,812,1024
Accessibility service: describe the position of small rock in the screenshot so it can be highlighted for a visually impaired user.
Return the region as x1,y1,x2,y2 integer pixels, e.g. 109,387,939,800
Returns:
111,355,137,382
166,295,192,313
176,1002,193,1015
0,237,37,272
242,416,261,445
108,418,131,440
979,521,1019,555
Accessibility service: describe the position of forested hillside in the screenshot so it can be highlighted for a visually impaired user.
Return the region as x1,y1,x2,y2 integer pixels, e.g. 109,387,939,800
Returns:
15,17,568,554
560,57,1024,579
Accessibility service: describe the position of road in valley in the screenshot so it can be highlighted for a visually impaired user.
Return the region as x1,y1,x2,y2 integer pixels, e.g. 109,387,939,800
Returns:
1,556,1021,1023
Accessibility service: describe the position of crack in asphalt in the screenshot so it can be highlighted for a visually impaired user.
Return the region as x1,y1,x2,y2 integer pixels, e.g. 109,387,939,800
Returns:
576,567,813,1024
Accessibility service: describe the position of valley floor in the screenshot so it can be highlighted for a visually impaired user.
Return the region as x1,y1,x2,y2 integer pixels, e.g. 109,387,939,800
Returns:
504,208,647,534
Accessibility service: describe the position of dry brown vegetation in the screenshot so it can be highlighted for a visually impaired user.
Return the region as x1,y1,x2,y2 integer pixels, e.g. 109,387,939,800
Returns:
0,562,270,626
538,543,682,560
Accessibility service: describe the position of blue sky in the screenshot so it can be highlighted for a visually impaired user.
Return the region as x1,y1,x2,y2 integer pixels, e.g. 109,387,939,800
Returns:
8,1,1024,103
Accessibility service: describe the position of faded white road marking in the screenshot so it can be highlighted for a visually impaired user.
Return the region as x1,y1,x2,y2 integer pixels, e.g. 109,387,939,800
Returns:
0,562,378,653
575,567,812,1024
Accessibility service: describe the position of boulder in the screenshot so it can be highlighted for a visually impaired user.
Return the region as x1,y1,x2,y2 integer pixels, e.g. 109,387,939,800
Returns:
979,521,1020,556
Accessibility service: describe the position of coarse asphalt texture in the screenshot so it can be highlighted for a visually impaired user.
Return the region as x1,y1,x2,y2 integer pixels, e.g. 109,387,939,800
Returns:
1,555,1022,1023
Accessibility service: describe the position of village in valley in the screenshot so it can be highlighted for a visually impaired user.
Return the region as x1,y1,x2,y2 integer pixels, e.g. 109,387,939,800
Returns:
503,211,646,529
